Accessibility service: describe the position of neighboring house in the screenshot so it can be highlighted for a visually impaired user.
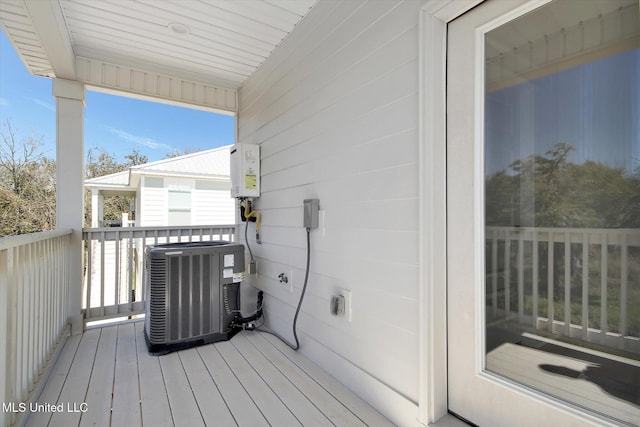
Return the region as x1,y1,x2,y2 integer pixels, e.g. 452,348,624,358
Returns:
83,146,235,316
84,145,235,227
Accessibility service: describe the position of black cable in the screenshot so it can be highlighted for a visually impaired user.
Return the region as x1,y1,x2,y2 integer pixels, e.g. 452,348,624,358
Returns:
291,227,311,349
256,227,311,351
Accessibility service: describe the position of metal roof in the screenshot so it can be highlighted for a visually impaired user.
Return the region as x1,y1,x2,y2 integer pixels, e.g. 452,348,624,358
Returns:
85,145,231,191
130,144,231,177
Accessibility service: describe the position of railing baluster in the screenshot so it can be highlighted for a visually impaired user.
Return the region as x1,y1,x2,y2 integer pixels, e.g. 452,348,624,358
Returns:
100,230,106,318
492,230,498,318
547,231,554,333
504,230,511,320
127,230,134,310
581,232,589,341
517,232,524,324
620,233,628,349
532,231,539,329
0,247,14,426
39,240,47,374
27,242,35,392
600,233,608,344
18,244,27,400
34,240,42,378
86,231,93,312
115,229,121,310
564,232,571,336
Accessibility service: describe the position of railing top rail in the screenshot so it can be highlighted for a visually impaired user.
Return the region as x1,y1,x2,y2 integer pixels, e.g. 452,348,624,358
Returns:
486,226,640,235
0,228,73,251
82,224,237,234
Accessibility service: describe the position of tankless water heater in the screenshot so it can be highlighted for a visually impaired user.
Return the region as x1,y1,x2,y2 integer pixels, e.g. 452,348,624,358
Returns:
230,143,260,198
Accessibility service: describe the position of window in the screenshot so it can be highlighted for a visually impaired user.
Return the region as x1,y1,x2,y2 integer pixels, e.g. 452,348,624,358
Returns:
484,1,639,423
168,190,191,226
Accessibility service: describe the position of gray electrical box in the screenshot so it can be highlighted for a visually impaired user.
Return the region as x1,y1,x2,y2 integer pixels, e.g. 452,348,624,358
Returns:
303,199,319,229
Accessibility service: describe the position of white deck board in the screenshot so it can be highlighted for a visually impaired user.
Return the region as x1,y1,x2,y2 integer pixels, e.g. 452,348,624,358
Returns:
256,333,397,427
79,326,117,427
23,321,394,427
231,334,334,427
196,344,268,427
247,333,369,427
216,340,303,426
111,323,142,427
134,322,173,426
177,347,236,427
159,352,205,427
25,334,81,427
48,329,100,427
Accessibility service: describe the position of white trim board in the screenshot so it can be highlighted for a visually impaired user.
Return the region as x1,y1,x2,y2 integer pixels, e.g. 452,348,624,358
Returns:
417,0,484,425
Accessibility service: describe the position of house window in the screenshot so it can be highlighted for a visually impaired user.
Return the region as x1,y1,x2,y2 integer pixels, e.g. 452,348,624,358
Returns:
144,177,164,188
168,190,191,225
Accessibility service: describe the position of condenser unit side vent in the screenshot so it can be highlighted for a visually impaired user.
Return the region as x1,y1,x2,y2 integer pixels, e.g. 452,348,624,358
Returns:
147,256,168,343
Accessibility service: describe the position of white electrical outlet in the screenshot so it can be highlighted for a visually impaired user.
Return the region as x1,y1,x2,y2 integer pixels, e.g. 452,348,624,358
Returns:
278,270,293,293
338,288,352,322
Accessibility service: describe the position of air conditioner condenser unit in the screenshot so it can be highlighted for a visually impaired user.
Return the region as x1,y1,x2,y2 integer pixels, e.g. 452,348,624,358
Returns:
144,241,245,355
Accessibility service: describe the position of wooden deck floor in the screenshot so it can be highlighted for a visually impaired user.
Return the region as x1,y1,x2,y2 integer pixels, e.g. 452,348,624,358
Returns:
24,322,394,427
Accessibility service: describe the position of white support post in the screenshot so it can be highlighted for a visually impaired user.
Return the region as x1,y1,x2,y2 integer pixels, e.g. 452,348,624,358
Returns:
91,188,103,228
53,78,85,335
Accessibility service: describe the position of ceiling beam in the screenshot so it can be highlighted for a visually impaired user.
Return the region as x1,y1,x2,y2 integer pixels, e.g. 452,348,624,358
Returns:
76,57,238,113
23,0,75,79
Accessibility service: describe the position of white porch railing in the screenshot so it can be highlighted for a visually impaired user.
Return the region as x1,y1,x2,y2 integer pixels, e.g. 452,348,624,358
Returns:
82,225,236,323
486,226,640,354
0,229,72,427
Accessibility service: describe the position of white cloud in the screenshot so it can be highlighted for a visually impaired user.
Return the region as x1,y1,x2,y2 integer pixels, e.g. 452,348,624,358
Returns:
109,127,174,150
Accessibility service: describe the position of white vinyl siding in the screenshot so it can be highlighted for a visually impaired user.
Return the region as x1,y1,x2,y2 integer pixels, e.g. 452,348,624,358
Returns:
139,176,234,226
193,180,235,225
139,177,166,226
238,1,421,423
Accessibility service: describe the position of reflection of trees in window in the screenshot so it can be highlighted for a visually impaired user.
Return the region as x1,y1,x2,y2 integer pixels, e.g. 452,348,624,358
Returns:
485,143,640,339
485,142,640,229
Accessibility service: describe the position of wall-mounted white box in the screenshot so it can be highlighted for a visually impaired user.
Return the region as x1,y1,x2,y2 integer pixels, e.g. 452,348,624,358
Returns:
230,144,260,198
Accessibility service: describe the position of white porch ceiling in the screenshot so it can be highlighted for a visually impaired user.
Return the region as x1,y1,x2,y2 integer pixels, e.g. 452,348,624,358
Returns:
0,0,317,112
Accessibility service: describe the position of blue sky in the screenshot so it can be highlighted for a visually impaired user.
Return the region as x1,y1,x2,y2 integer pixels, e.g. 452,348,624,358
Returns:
0,31,235,163
485,48,639,176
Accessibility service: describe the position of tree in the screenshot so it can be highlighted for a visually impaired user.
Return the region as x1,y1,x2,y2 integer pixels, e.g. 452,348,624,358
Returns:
486,142,640,228
0,119,56,236
164,146,201,158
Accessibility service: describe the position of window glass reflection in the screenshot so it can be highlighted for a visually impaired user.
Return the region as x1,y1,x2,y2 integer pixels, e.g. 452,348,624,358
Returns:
484,0,639,424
